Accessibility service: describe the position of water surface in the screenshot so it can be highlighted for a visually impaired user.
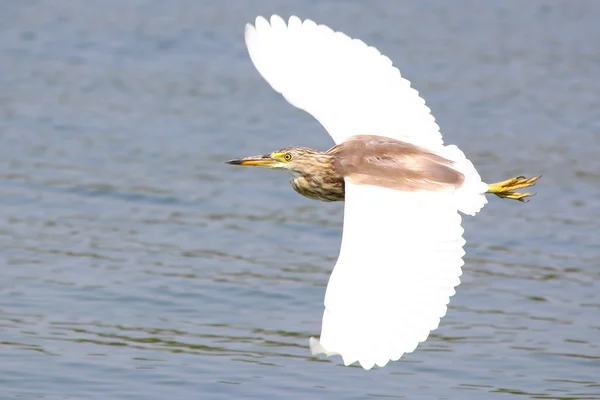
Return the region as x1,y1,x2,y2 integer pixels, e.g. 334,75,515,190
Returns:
1,1,600,399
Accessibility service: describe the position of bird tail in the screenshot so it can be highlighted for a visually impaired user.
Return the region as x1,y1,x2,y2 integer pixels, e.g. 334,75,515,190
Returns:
443,145,488,216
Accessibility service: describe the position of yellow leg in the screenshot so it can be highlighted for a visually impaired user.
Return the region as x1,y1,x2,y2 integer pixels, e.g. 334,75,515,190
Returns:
486,175,541,203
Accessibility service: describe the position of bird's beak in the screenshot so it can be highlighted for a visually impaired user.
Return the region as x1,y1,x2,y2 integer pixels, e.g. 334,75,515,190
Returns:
226,154,278,167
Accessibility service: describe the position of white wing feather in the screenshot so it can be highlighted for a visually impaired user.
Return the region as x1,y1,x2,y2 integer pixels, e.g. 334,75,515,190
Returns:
310,184,466,370
245,15,443,149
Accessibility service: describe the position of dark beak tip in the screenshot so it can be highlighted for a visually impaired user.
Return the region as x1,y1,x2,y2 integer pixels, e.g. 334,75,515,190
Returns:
226,159,242,165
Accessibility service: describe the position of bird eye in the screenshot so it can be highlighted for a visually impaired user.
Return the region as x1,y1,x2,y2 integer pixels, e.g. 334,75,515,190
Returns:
284,153,292,161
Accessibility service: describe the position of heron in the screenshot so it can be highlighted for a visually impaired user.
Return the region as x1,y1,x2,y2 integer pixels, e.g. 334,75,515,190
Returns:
227,15,540,370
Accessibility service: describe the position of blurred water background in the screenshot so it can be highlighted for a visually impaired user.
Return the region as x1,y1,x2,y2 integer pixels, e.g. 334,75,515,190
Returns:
1,0,600,399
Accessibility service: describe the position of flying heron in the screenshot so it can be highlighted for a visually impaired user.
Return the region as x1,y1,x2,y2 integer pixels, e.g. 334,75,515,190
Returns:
227,15,540,370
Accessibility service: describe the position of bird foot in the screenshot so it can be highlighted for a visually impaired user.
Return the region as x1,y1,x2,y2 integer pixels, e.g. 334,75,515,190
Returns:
486,175,541,203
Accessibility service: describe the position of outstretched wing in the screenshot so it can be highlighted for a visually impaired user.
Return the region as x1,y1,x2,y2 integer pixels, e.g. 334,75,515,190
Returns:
244,15,444,149
309,183,466,370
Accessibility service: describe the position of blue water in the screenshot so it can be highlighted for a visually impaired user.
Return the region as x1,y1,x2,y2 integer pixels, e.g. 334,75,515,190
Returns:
1,0,600,399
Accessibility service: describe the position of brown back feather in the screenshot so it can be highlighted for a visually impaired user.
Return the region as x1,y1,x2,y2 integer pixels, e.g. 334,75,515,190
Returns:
328,135,464,192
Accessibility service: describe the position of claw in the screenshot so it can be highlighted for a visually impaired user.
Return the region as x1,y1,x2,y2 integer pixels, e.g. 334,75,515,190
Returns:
486,175,541,202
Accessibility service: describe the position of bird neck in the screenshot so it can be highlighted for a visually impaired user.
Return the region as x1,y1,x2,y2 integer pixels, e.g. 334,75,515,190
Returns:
296,151,336,180
290,152,345,202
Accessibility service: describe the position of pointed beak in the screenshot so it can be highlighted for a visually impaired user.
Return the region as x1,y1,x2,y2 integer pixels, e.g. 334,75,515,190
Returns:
225,154,278,167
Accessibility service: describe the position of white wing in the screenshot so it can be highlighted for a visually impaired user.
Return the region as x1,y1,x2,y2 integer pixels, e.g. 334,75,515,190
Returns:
309,183,466,370
245,14,489,216
245,15,444,149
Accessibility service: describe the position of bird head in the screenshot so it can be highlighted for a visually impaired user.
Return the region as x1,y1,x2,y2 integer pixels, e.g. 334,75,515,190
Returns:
226,147,325,177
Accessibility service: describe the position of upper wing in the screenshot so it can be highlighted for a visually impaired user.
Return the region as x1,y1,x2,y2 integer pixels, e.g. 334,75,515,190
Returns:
245,15,444,149
309,182,466,370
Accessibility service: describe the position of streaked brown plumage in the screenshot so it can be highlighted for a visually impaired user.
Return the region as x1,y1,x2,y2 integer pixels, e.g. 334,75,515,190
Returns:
227,134,540,202
278,146,345,202
227,134,465,202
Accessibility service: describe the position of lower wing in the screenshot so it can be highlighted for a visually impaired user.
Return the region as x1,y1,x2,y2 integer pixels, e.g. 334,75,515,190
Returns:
310,183,466,370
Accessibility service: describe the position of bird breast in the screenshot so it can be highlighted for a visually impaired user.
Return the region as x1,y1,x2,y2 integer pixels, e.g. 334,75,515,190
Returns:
291,175,345,202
